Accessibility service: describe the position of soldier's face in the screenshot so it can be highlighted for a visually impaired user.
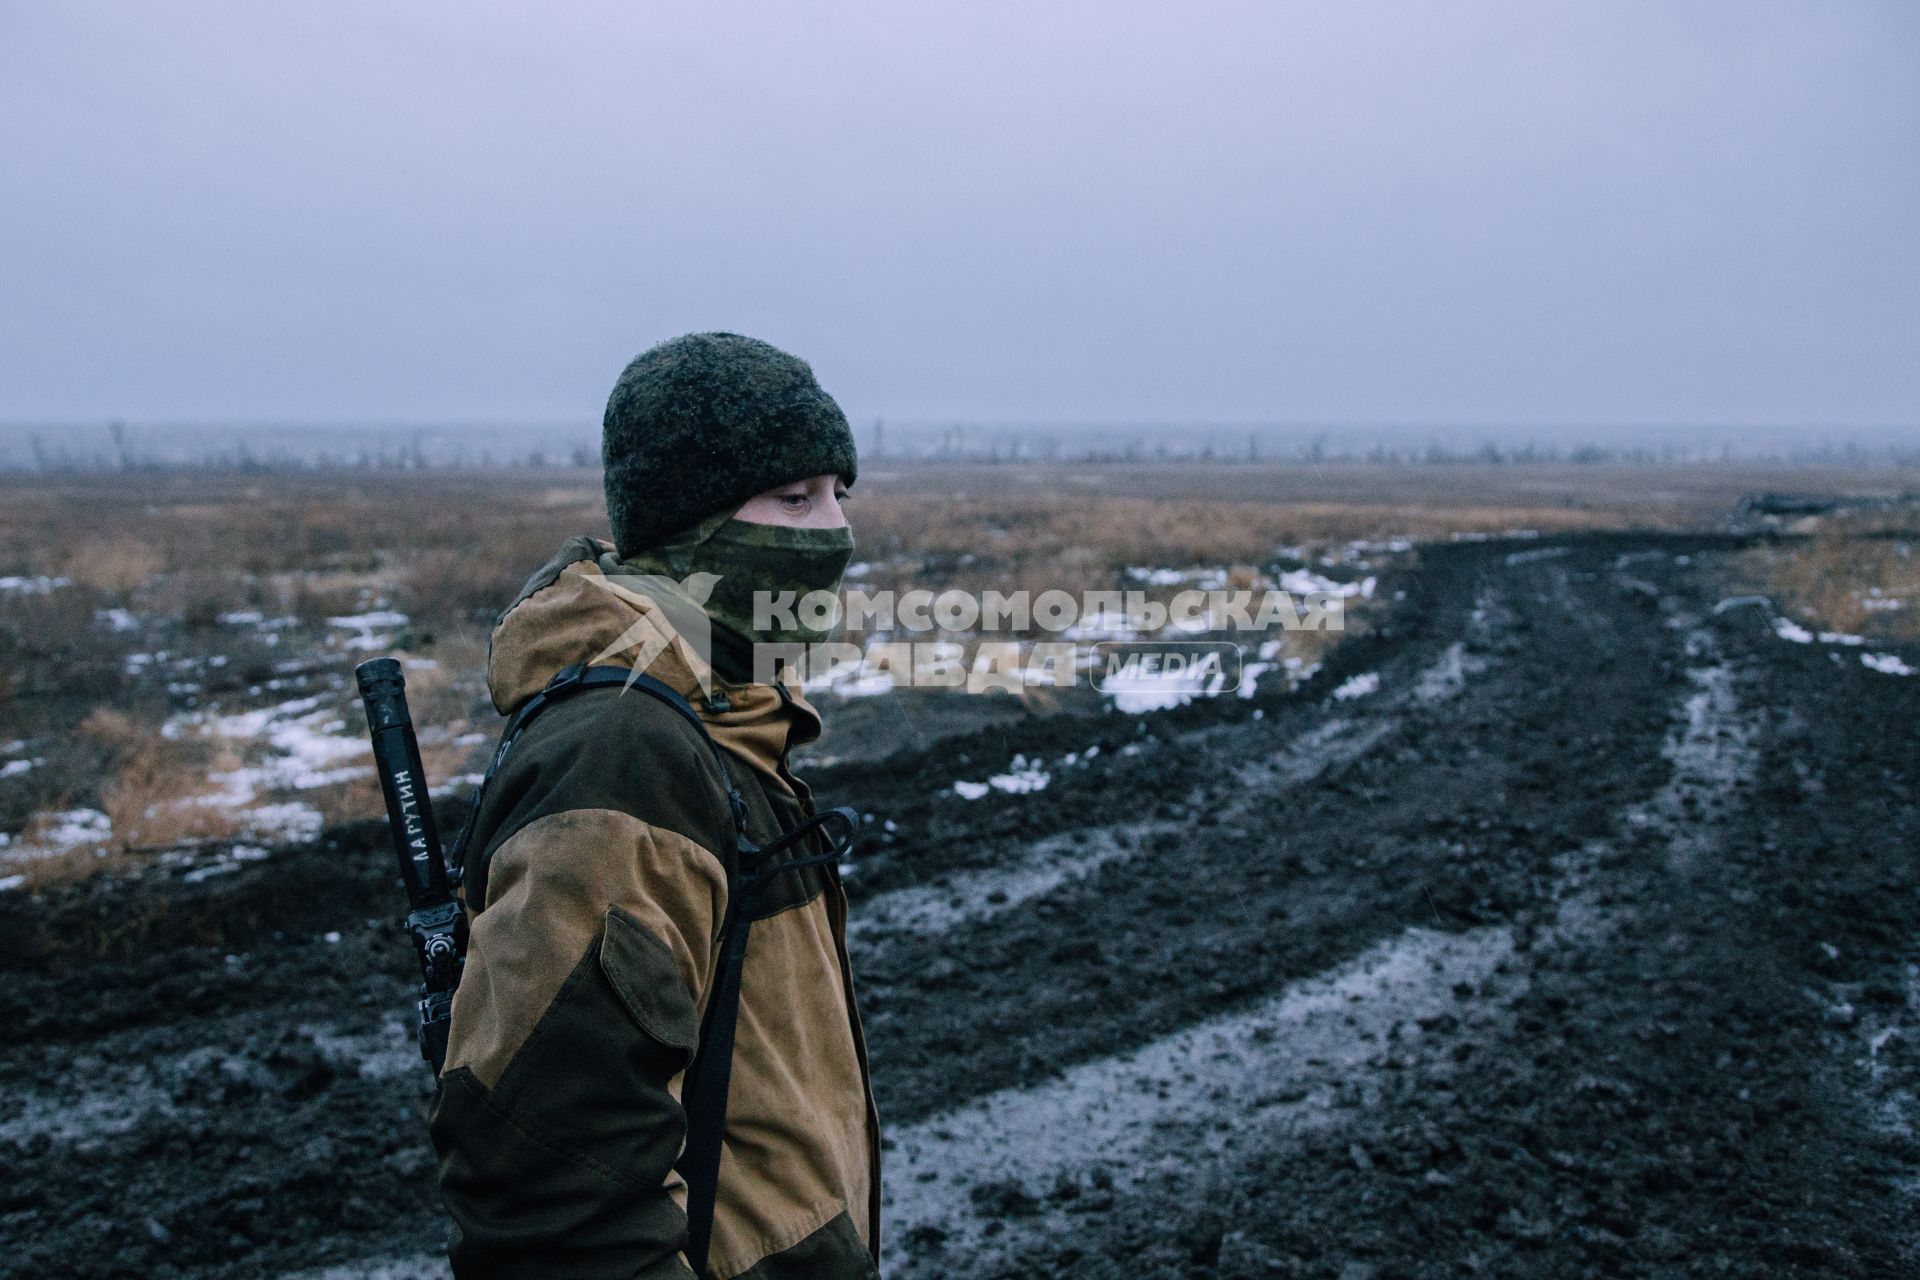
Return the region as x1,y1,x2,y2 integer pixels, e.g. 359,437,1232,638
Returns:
733,473,852,529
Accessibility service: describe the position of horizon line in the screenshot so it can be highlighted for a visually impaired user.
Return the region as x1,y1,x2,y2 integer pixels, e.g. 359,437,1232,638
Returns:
1,417,1916,435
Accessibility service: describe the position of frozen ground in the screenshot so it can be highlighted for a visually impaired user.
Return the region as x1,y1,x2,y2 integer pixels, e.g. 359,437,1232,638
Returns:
2,532,1918,1278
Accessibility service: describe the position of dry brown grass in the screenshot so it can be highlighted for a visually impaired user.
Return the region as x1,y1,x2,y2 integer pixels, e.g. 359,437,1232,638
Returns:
97,739,243,849
5,458,1916,890
1736,524,1919,641
75,706,144,748
8,717,243,891
5,459,1914,634
0,469,597,635
848,495,1600,585
78,707,241,850
60,536,167,595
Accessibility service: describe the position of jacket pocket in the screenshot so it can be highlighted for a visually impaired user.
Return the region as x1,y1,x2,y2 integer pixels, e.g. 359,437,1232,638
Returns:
600,904,700,1057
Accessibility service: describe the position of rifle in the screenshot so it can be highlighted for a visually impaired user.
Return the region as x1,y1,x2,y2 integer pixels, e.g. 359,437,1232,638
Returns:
355,656,467,1074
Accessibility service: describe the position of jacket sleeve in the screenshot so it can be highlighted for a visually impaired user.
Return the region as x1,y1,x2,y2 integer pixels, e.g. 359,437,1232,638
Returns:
428,805,729,1280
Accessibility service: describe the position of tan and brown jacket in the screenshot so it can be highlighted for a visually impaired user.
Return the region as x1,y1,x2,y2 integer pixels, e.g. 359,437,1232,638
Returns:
429,537,880,1280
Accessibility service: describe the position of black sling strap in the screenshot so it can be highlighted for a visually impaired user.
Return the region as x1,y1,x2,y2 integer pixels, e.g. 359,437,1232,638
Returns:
677,808,855,1276
449,662,754,868
450,663,856,1280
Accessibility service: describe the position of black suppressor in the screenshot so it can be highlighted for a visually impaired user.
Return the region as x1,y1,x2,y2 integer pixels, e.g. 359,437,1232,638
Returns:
355,656,467,1073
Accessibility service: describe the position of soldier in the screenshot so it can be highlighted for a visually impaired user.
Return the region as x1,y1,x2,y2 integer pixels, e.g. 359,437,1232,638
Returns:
430,333,879,1279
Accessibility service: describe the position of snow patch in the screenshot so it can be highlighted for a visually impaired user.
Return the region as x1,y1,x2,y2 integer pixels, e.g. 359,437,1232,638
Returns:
328,610,409,652
0,575,69,595
187,694,371,791
1775,618,1816,644
2,808,113,863
239,802,325,844
952,755,1051,799
1331,672,1381,701
1277,568,1375,599
1237,661,1275,698
1774,616,1872,648
1105,660,1228,714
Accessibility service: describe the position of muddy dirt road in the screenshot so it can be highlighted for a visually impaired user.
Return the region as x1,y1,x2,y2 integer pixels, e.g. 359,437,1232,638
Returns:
4,532,1917,1278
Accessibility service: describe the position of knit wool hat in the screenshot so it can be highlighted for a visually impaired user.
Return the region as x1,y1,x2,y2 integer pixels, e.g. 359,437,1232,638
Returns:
602,332,859,556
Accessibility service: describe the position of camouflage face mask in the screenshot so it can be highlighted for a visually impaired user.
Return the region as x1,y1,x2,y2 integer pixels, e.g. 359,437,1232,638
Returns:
618,512,855,650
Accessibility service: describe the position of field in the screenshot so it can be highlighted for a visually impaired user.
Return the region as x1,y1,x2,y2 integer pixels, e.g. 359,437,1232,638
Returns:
2,458,1919,1278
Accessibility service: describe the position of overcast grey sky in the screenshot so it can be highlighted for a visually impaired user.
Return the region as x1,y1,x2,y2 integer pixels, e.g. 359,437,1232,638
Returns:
1,1,1915,433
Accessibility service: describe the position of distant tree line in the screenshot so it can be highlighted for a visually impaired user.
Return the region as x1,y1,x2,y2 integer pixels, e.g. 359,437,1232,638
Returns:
1,422,1914,473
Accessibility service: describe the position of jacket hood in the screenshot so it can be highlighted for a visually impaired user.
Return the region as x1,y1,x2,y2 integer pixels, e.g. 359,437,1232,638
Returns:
487,536,821,768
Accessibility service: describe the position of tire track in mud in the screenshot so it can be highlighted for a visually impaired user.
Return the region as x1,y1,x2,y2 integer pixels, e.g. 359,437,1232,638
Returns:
848,579,1505,932
1127,552,1920,1280
855,545,1667,1133
874,538,1916,1278
1712,573,1920,1261
848,710,1398,948
879,926,1513,1276
873,556,1732,1277
848,582,1505,955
